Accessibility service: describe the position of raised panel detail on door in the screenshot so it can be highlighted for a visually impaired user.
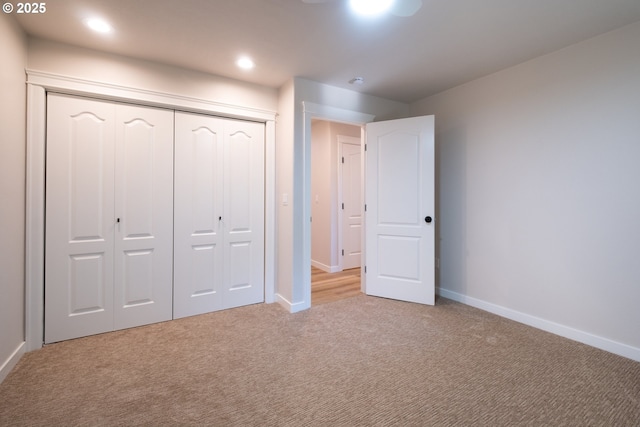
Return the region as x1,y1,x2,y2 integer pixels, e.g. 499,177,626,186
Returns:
68,253,107,315
45,94,115,343
121,249,154,307
114,105,174,330
378,132,421,226
174,113,224,318
120,118,155,237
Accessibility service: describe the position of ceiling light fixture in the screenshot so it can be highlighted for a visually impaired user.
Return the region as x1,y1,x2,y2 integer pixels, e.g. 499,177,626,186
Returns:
86,18,113,34
349,77,365,85
349,0,394,16
236,56,255,70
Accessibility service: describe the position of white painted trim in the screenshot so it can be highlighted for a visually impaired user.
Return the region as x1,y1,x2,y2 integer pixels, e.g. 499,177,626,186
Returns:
26,72,277,351
25,85,46,352
301,102,374,310
0,342,25,384
311,260,340,273
439,288,640,362
303,102,375,125
264,120,277,304
26,70,276,122
275,293,310,313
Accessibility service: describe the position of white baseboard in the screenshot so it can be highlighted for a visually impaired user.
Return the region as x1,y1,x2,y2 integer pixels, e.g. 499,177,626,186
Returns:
310,260,340,273
0,341,25,384
275,293,310,313
439,288,640,362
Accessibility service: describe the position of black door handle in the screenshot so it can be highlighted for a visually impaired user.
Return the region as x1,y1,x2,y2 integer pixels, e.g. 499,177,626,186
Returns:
425,216,432,223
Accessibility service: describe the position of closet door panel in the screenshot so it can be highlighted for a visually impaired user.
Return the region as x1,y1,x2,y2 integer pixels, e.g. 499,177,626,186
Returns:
223,120,265,309
174,112,224,318
45,94,115,343
113,105,174,329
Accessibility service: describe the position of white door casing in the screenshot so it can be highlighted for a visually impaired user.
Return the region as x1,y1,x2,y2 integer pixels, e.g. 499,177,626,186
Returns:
340,138,362,270
365,115,435,305
173,112,265,318
45,94,174,343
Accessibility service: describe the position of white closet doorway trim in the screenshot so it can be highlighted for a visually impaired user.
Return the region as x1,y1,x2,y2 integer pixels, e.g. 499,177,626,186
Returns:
25,70,277,351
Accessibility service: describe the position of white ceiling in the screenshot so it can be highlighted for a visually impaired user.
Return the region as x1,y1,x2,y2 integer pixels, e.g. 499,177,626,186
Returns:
14,0,640,103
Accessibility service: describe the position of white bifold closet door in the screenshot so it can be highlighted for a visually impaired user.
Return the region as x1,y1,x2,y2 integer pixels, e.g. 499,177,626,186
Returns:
173,112,265,319
45,94,174,343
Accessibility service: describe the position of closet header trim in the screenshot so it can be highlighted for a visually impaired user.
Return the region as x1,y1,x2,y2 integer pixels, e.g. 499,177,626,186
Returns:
26,69,277,122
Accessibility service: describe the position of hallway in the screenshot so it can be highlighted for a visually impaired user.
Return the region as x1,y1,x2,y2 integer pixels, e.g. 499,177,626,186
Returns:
311,267,361,306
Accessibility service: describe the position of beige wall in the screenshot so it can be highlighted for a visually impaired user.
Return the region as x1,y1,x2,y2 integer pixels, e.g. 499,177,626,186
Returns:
0,14,27,380
411,21,640,358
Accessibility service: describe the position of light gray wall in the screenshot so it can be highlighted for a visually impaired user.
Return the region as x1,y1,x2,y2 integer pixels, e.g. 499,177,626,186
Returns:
0,14,27,380
411,21,640,358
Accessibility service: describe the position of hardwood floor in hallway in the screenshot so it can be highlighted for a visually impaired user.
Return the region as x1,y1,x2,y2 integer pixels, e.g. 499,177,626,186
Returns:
311,266,362,306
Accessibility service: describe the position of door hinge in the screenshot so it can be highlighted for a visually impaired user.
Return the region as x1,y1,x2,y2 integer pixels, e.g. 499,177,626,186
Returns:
341,202,344,210
364,265,367,273
364,204,367,212
341,156,344,163
341,249,344,256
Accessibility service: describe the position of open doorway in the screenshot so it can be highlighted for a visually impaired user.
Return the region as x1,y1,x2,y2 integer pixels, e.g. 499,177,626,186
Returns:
310,119,363,306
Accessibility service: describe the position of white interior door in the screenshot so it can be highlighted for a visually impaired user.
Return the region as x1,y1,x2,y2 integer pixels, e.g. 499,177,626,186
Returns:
340,139,362,270
365,115,435,305
113,104,174,329
45,94,174,343
45,95,116,343
174,113,265,317
221,119,265,309
173,112,225,318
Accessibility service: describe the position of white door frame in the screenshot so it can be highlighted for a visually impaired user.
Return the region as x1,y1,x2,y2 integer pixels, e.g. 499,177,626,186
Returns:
302,102,375,308
25,70,277,351
337,135,362,272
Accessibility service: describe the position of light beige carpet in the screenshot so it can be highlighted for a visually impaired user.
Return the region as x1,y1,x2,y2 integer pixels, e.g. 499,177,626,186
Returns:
1,295,639,426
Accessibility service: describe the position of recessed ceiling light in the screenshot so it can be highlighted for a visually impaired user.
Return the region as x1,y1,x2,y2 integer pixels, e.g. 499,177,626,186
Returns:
349,0,394,16
236,56,255,70
86,18,113,34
